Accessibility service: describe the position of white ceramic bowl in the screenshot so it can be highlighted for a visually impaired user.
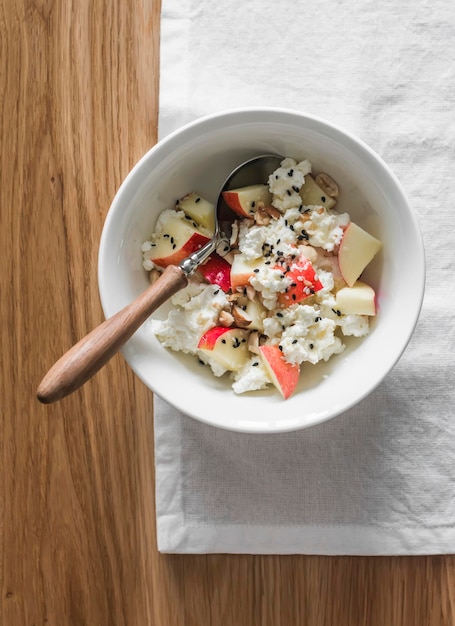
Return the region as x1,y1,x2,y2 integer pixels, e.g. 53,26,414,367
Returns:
98,107,425,433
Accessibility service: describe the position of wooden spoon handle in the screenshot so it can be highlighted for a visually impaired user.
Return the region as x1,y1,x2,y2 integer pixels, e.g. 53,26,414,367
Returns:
37,264,188,404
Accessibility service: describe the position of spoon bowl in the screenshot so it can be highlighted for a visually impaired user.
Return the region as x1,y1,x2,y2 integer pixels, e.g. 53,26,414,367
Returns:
37,154,283,403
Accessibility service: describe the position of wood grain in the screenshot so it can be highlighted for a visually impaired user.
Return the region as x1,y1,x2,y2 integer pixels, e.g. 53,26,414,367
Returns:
1,0,454,624
36,264,188,403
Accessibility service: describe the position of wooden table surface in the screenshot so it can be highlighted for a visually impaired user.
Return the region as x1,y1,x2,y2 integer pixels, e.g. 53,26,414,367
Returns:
1,1,454,624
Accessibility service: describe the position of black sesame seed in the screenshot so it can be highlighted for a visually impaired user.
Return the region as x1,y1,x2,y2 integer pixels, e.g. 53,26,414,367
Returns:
195,197,201,203
163,233,170,238
221,339,226,344
287,169,294,177
214,289,219,295
315,316,322,322
265,260,271,265
252,361,259,366
253,268,260,273
286,189,292,196
309,343,314,349
172,244,176,249
277,312,283,317
278,345,283,351
292,294,297,300
292,185,299,193
321,196,326,202
170,237,175,244
332,308,342,316
292,339,298,344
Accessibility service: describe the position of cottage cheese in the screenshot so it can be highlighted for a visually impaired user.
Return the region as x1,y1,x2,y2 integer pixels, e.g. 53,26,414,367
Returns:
142,157,377,397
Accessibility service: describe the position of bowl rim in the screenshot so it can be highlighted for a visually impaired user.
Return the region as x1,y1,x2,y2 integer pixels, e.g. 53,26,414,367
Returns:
98,106,426,433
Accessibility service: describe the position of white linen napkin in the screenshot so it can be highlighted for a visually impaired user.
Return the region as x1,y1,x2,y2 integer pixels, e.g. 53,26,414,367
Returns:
154,0,455,554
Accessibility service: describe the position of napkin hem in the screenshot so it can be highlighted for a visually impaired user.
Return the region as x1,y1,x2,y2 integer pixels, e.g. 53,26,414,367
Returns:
156,521,455,555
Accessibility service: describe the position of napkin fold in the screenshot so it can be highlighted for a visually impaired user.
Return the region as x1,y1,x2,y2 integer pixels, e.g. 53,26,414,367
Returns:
155,0,455,554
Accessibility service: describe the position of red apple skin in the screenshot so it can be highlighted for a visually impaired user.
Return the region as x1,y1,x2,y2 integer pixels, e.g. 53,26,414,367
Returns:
199,253,231,292
222,190,250,217
276,258,323,308
259,345,300,400
221,185,272,218
197,326,231,350
151,232,210,268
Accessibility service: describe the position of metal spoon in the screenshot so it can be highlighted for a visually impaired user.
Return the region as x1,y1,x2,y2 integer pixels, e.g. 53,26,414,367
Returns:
36,154,283,403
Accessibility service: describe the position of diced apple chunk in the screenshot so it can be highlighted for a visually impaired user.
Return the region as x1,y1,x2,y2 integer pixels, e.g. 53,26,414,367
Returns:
176,192,215,235
276,257,323,308
338,222,382,287
299,174,337,210
148,214,210,268
198,327,250,372
335,280,376,316
222,184,273,218
259,344,300,400
230,254,265,290
199,254,231,291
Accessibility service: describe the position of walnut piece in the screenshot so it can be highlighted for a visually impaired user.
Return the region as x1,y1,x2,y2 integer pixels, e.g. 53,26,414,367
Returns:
315,173,339,200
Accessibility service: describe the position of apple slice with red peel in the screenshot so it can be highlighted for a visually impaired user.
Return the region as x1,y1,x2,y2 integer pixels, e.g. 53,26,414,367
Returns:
148,214,210,268
176,192,215,234
259,345,300,400
276,258,323,308
199,253,231,292
222,184,273,218
338,222,382,287
230,254,265,290
335,280,376,316
198,326,250,372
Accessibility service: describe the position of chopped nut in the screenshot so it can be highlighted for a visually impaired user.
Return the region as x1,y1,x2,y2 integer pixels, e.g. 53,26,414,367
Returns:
218,310,234,327
248,331,260,354
299,246,318,263
216,238,232,258
223,251,235,265
264,205,281,220
254,206,271,226
148,268,161,284
315,173,339,200
232,305,252,328
229,222,239,247
227,292,245,302
245,285,256,301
